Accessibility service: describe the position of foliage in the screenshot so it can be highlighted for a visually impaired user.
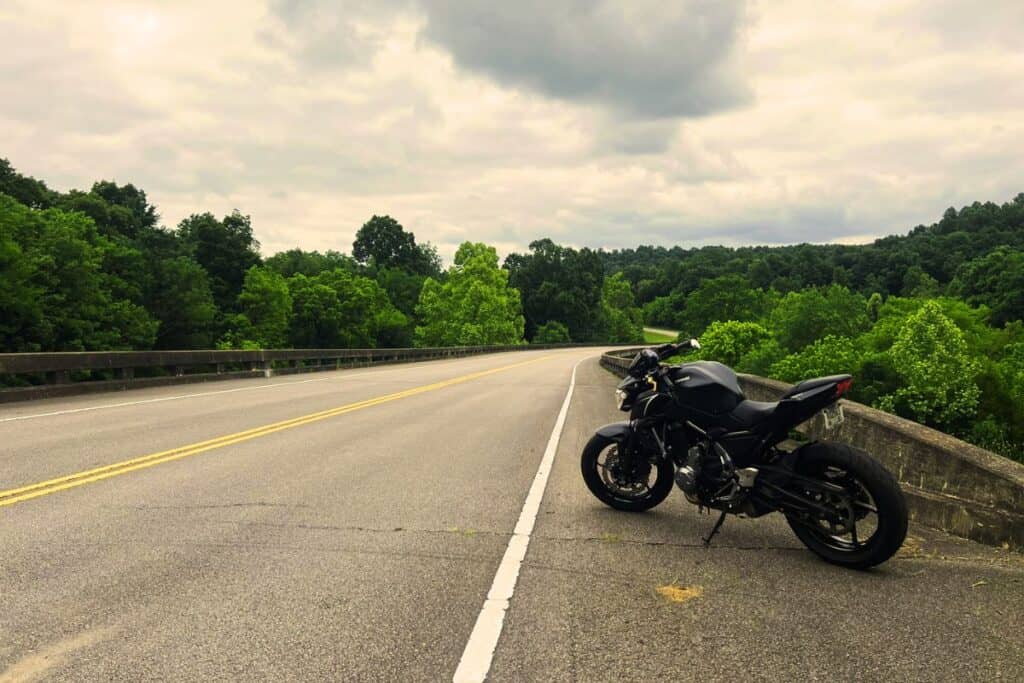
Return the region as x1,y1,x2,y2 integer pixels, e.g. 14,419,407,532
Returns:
352,215,441,277
534,321,571,344
236,267,293,348
0,195,158,351
769,285,870,352
177,211,262,313
769,335,862,383
286,269,408,349
264,248,355,278
950,247,1024,326
505,238,605,341
147,257,218,349
698,321,772,368
600,272,644,343
415,242,525,346
876,302,981,430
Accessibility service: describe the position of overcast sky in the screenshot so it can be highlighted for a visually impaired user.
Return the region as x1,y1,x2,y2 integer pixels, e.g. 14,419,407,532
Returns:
2,1,1022,260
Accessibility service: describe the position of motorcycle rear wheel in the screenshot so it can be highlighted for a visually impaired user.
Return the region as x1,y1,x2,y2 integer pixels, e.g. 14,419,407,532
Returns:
785,441,908,569
581,434,674,512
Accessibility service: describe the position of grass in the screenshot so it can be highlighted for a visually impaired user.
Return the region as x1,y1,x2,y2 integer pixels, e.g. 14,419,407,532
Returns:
642,328,677,344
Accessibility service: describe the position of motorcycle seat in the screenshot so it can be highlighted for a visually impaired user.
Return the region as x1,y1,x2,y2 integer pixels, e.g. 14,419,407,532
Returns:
782,374,852,399
729,399,778,428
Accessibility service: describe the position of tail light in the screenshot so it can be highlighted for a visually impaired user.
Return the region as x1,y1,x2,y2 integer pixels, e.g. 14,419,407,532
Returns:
835,378,853,396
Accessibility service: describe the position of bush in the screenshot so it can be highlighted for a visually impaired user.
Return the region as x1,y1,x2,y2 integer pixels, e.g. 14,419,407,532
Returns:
698,320,772,367
534,320,571,344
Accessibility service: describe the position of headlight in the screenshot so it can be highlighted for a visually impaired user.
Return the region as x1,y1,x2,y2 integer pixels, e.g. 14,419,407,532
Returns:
615,389,627,409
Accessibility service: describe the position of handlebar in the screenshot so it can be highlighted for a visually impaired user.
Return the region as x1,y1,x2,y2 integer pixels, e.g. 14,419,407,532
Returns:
653,338,700,360
628,338,700,378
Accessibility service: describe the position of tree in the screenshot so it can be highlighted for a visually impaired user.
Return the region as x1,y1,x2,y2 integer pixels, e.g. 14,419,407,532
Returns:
600,272,643,343
950,247,1024,326
505,238,604,341
90,180,158,235
264,248,355,278
533,321,571,344
677,275,769,335
352,215,439,276
237,266,292,348
285,269,408,348
877,302,981,430
287,275,343,348
769,335,862,383
0,158,54,209
147,257,218,349
415,242,525,346
177,211,262,312
698,321,772,368
0,195,157,351
770,285,870,353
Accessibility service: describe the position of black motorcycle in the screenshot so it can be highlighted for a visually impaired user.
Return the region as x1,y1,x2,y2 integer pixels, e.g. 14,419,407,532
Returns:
582,340,908,568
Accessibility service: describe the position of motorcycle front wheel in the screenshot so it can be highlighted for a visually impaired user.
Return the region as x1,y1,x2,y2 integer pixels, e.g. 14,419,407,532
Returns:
785,441,908,569
581,434,674,512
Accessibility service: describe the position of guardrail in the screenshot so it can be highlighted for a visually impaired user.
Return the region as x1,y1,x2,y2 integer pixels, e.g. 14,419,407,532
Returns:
600,348,1024,551
0,344,596,404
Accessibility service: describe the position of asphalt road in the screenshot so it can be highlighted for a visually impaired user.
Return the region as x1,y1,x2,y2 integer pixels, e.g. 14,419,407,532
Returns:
1,349,1022,681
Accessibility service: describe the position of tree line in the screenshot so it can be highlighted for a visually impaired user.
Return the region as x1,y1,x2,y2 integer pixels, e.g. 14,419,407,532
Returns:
2,157,1020,461
0,158,643,357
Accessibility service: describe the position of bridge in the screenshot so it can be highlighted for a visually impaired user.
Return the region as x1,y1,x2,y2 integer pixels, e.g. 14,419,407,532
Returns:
2,348,1022,680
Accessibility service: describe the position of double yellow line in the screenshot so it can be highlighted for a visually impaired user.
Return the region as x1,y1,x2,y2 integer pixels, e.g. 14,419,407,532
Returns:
0,354,554,509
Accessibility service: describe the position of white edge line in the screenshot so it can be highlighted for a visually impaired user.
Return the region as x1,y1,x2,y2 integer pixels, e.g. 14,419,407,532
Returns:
452,357,582,683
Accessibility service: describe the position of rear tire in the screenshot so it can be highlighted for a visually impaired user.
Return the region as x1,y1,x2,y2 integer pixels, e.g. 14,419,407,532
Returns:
581,434,674,512
785,441,908,569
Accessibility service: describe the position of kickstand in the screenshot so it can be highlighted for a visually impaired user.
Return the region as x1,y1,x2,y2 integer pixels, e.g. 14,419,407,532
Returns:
702,510,728,547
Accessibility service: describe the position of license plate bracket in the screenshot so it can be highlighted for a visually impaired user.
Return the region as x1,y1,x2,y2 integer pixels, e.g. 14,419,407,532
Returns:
822,403,845,430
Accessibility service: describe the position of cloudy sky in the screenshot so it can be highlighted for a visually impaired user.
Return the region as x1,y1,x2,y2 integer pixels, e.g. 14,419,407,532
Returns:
2,1,1022,260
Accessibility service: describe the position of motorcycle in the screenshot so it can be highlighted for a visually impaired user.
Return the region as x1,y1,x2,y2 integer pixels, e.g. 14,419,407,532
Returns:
582,340,908,569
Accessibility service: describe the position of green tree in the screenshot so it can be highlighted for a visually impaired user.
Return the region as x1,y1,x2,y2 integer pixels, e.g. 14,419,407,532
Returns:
352,215,439,276
505,238,604,341
769,335,862,383
600,272,643,343
770,285,870,352
0,196,157,351
0,158,54,209
950,247,1024,326
237,266,293,348
698,320,772,368
415,242,525,346
678,275,769,335
533,321,571,344
285,269,408,348
264,248,355,278
177,211,262,312
878,302,981,430
287,275,343,348
147,257,218,349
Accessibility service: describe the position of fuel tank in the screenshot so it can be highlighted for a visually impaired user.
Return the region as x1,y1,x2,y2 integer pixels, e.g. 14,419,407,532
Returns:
667,361,745,417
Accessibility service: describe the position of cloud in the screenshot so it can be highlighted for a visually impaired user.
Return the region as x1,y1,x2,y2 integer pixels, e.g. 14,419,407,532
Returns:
416,0,751,119
1,0,1021,264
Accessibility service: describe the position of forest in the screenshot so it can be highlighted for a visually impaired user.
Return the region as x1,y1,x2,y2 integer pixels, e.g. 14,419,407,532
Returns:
1,158,1021,462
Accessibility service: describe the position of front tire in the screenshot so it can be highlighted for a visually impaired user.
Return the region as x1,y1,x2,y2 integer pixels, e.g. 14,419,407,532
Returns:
581,434,674,512
785,441,908,569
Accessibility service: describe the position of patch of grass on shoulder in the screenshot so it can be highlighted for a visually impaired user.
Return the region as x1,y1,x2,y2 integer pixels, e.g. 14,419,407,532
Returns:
643,329,676,343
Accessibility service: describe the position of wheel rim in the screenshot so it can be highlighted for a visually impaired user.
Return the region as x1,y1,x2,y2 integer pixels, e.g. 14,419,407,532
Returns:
594,444,657,500
800,466,880,552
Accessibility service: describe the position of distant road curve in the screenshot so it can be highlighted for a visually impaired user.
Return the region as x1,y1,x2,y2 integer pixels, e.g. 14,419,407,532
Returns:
643,326,679,339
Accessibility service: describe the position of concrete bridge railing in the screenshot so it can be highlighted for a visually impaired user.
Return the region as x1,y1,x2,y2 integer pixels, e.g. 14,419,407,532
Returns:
0,344,596,404
600,348,1024,552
